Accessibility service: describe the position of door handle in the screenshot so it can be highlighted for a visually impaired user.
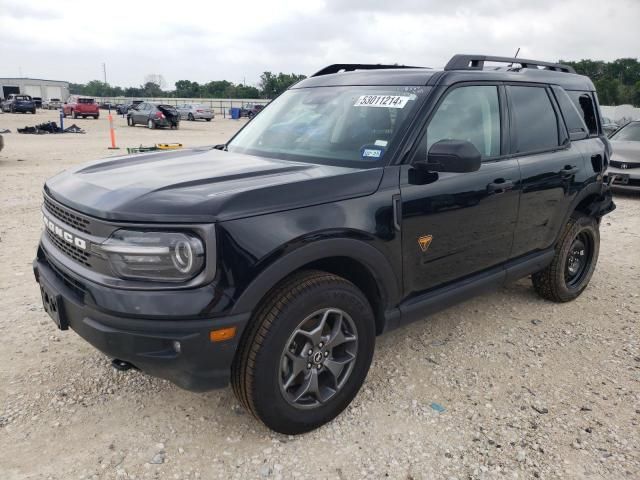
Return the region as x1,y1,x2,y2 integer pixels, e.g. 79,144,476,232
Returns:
560,165,579,177
487,178,514,194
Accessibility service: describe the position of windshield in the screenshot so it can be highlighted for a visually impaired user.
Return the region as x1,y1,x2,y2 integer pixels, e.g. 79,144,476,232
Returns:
610,122,640,141
78,98,95,104
227,86,429,167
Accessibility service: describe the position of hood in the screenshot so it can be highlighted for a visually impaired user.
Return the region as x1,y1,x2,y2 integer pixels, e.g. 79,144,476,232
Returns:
45,147,383,223
610,141,640,163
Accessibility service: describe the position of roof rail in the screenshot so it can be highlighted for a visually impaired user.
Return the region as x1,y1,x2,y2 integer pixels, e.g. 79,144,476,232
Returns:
312,64,425,77
444,54,576,74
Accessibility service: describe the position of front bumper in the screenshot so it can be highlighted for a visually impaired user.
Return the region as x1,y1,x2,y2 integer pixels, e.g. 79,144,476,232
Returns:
606,166,640,191
33,248,249,392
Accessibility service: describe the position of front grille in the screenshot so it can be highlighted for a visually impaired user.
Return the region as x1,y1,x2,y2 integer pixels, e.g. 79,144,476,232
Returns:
610,160,640,170
46,229,91,267
44,197,92,234
43,251,87,299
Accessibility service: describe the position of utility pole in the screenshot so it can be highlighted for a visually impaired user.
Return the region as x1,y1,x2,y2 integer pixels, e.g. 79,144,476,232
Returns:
102,63,107,84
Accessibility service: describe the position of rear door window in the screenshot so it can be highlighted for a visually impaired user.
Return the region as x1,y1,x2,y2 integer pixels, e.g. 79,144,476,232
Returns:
508,86,560,153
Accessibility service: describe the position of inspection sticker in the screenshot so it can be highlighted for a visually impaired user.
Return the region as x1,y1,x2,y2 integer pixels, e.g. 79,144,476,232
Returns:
354,95,411,108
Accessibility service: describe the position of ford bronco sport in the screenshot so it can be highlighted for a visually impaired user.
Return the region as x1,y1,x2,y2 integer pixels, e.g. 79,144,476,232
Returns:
34,55,615,434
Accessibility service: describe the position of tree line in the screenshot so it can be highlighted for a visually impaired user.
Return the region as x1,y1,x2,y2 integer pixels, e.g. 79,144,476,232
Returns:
69,72,307,100
561,58,640,106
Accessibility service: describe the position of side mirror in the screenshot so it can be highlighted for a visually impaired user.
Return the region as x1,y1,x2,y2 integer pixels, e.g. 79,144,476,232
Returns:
414,139,481,173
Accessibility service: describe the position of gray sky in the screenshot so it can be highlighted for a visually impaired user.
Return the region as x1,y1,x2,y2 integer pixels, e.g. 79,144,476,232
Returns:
1,0,638,88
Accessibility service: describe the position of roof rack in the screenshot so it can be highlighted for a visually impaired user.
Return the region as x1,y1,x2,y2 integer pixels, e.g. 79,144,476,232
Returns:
444,54,576,74
311,64,425,77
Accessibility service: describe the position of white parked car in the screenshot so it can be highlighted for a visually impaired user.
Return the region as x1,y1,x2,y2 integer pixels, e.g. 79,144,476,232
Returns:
176,103,214,121
43,98,62,110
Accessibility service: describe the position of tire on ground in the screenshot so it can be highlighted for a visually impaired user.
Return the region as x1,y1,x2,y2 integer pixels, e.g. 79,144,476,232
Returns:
231,269,375,434
532,213,600,302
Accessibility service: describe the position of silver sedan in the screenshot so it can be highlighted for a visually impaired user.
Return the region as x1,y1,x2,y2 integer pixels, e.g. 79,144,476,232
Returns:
607,120,640,192
176,104,214,121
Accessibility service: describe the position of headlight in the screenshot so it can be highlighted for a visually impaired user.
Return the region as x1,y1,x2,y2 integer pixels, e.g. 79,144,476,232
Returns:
93,230,205,282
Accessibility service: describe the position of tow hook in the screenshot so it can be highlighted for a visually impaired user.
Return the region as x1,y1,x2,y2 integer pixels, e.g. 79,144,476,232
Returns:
111,358,135,371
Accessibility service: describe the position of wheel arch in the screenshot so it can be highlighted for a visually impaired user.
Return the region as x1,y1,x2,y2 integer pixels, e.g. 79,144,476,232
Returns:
231,238,401,335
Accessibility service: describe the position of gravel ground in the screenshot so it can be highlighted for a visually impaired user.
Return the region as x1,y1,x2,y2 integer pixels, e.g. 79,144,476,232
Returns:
0,109,638,480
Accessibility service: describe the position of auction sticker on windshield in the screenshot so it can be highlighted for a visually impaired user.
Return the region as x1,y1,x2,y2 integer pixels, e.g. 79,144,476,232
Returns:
354,95,411,108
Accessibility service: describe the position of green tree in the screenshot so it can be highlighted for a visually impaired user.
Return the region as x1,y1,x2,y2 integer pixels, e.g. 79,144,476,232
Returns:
258,72,306,99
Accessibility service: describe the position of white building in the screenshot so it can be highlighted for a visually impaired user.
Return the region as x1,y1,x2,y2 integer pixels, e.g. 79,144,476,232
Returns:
0,78,70,101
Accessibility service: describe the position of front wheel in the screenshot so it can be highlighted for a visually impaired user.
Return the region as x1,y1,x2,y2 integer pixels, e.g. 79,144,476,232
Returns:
127,116,134,126
147,119,155,129
532,214,600,302
188,113,195,121
72,110,77,119
232,270,375,434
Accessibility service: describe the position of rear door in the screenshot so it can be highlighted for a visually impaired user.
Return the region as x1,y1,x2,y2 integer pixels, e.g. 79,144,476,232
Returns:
508,84,585,257
400,83,521,295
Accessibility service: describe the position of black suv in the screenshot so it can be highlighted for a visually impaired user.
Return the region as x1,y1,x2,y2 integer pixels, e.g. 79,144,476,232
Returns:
34,55,614,434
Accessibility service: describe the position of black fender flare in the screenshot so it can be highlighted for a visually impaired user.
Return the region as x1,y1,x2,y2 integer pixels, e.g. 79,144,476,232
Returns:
556,180,613,243
230,238,401,317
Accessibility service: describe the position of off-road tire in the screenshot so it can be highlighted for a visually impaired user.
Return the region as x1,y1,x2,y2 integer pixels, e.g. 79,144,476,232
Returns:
532,214,600,302
231,270,375,434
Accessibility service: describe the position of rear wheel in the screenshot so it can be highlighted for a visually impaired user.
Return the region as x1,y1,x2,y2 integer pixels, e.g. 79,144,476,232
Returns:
127,116,134,127
147,119,155,129
188,113,195,121
72,110,77,119
532,214,600,302
232,270,375,434
205,118,212,122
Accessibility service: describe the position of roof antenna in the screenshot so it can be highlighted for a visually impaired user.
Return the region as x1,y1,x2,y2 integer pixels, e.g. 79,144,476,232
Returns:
508,48,521,70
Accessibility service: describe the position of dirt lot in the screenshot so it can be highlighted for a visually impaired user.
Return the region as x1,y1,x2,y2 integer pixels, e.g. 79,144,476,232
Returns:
0,109,638,480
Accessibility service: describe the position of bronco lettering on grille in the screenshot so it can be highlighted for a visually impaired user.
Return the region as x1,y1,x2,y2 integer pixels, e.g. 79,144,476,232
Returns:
43,214,88,250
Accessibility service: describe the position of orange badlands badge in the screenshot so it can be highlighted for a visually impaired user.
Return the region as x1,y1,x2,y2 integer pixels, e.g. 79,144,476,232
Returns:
418,235,433,252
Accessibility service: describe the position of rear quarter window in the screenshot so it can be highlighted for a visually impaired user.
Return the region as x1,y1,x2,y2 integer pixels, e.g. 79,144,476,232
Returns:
551,86,589,140
568,91,598,136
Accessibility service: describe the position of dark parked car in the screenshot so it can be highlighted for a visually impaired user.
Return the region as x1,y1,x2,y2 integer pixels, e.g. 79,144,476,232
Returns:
32,97,43,109
1,94,36,113
127,102,180,129
606,120,640,191
34,55,614,435
240,102,265,118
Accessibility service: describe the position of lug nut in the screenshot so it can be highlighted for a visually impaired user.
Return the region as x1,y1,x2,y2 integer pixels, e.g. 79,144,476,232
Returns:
308,349,313,356
307,363,311,369
319,342,324,348
316,364,322,369
324,351,329,357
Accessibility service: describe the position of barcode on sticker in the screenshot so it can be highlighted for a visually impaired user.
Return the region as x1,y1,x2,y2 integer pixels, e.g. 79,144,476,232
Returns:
362,149,382,158
354,95,410,108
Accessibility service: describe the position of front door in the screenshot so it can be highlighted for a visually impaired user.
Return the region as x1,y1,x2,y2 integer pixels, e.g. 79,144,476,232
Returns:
400,84,520,296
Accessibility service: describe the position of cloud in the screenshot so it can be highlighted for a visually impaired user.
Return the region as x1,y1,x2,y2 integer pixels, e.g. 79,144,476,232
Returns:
0,0,638,88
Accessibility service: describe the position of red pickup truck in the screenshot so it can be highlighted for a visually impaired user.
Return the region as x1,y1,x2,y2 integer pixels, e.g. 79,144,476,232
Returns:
63,96,100,119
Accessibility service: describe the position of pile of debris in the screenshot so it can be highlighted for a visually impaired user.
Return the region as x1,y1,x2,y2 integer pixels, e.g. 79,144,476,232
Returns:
17,122,85,134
